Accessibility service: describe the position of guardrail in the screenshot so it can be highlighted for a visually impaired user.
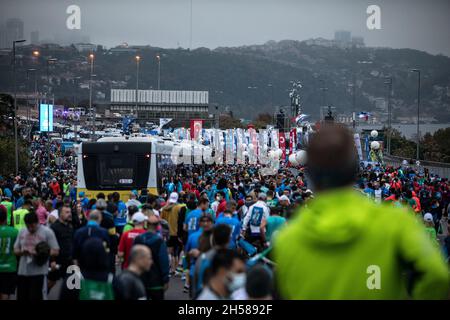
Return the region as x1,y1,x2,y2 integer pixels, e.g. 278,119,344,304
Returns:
384,155,450,178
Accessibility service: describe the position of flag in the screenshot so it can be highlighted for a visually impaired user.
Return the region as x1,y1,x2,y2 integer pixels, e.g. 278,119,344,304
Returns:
358,112,370,121
278,131,286,161
294,114,309,125
190,119,203,140
159,118,172,128
289,128,296,155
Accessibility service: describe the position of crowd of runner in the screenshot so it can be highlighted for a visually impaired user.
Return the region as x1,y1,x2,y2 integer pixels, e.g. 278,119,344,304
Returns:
0,126,449,300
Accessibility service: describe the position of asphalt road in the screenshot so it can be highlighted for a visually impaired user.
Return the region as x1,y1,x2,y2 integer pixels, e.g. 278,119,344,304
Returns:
47,273,189,300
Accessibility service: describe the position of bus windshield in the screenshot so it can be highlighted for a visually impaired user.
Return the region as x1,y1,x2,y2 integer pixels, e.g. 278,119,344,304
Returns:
98,154,135,187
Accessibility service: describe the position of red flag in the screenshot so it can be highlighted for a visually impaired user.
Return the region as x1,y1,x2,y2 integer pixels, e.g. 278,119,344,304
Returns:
289,129,296,155
279,131,286,161
190,119,203,140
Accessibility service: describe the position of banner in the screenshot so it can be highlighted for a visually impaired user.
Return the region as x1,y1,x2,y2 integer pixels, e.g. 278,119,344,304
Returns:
39,103,54,132
190,119,203,140
353,133,363,162
289,128,296,155
159,118,172,129
278,131,286,161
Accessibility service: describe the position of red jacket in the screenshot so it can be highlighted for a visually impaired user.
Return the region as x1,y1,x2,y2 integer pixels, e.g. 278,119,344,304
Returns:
49,182,61,196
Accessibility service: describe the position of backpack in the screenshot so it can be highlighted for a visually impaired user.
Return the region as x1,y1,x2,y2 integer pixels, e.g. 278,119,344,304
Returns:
79,273,114,300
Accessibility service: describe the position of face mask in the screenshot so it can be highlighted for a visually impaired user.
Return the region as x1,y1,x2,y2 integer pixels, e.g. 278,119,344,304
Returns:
227,273,246,292
245,201,253,207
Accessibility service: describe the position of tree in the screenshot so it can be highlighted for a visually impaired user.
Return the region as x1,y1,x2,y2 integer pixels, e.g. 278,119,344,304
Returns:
219,114,245,129
0,93,30,175
0,94,15,137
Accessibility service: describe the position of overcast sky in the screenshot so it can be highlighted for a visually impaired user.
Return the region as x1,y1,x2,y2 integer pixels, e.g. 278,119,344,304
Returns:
1,0,449,56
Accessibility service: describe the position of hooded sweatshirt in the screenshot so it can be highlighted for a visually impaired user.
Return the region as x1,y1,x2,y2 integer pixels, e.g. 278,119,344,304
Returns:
274,188,448,300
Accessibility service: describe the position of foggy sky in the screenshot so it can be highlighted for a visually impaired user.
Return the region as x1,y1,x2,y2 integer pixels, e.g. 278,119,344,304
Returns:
1,0,449,56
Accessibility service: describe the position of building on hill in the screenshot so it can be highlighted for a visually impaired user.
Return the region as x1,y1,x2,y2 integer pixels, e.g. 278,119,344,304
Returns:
106,89,213,127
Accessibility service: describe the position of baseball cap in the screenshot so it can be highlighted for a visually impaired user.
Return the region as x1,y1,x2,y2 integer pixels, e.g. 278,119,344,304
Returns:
423,213,433,222
279,195,291,204
96,199,107,210
79,191,85,197
168,192,179,204
258,192,267,201
132,212,148,223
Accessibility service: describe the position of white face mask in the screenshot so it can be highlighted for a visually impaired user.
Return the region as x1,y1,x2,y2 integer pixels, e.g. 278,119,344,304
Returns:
227,273,246,292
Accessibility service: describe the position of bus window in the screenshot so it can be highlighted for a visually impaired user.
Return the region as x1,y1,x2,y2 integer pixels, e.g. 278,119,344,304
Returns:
98,155,135,187
156,154,176,193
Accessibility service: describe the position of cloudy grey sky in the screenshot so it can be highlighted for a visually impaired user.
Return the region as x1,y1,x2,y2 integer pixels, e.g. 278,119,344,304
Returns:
1,0,449,56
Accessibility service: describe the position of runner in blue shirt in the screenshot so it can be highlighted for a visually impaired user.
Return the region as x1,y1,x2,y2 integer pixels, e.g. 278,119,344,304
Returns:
184,198,209,237
215,209,241,249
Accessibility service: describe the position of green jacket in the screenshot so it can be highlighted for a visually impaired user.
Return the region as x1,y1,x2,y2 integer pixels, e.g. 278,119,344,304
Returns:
274,188,449,300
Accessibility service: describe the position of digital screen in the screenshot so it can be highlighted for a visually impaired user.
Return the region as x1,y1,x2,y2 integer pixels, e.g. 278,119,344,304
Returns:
39,103,53,132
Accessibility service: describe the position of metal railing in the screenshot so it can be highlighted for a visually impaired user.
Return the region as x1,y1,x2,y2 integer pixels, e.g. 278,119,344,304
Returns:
384,155,450,178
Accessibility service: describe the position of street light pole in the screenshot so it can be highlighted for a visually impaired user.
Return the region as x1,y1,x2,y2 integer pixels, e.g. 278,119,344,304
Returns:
411,69,421,160
89,53,95,141
156,54,161,90
384,76,393,155
135,55,140,120
12,39,26,175
319,79,327,121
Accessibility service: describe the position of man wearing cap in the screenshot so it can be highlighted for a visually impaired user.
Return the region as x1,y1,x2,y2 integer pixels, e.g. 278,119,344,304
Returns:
242,193,270,249
160,192,183,275
126,191,142,209
118,212,148,269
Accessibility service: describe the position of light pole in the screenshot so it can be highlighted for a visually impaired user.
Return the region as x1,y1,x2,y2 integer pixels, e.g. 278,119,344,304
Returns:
45,57,57,165
319,79,328,121
88,53,95,141
13,39,26,175
411,69,421,160
32,50,40,112
135,55,140,119
73,76,81,143
156,54,161,90
384,76,393,155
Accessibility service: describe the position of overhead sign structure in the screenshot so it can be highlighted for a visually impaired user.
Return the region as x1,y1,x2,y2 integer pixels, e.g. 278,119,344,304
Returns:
39,103,54,132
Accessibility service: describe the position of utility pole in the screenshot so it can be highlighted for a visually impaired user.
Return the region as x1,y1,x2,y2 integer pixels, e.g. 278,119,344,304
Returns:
89,53,95,141
13,39,26,175
411,69,421,160
384,76,393,155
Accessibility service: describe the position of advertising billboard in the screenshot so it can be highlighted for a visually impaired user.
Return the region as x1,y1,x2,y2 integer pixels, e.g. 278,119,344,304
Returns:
39,103,53,132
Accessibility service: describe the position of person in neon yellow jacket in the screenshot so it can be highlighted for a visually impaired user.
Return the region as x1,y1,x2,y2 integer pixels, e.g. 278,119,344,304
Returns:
274,125,449,300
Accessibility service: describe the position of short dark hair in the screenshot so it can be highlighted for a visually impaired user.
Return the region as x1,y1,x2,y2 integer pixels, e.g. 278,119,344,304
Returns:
58,204,71,215
210,249,236,276
96,192,105,200
198,198,209,206
112,192,120,202
307,124,358,190
246,265,273,299
127,205,139,217
24,212,39,225
200,214,213,223
106,202,118,214
212,224,231,247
